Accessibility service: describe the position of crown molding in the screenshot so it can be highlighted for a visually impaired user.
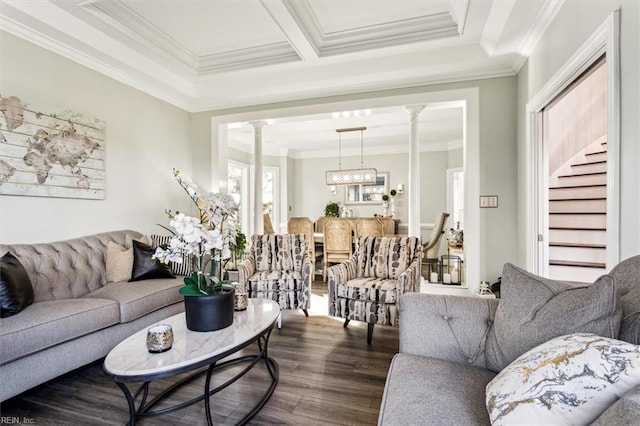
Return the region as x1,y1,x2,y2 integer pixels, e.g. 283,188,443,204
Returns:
80,0,301,76
514,0,565,71
480,0,564,73
80,0,198,69
283,0,461,57
0,10,194,111
197,42,300,74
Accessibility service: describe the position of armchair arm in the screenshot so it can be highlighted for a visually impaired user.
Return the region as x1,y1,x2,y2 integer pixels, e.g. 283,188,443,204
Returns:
399,293,499,369
299,253,313,310
301,252,313,283
327,257,357,307
328,257,357,285
238,258,255,285
396,258,422,295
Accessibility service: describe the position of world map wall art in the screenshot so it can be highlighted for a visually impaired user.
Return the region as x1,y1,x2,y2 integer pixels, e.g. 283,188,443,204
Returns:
0,94,105,199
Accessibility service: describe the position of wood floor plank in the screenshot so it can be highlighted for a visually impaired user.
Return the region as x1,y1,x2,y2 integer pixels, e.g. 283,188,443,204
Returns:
1,281,399,425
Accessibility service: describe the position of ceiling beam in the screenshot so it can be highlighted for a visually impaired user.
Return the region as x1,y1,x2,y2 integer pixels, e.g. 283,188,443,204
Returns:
259,0,319,61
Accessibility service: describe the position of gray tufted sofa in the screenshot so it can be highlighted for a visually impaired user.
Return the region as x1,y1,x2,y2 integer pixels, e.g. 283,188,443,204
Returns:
378,255,640,425
0,230,184,401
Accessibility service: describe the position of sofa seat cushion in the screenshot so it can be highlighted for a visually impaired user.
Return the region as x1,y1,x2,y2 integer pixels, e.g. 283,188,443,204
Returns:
84,278,182,323
378,353,495,425
337,277,397,303
333,297,398,326
248,270,303,292
0,298,119,364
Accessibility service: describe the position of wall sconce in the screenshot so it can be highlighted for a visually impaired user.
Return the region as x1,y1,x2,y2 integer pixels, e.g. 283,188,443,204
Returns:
330,185,337,195
396,184,404,195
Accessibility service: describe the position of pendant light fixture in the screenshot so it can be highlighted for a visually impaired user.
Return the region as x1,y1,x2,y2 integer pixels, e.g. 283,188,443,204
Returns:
325,126,377,185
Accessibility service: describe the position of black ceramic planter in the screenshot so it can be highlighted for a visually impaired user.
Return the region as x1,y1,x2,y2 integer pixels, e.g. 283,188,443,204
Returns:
183,290,235,332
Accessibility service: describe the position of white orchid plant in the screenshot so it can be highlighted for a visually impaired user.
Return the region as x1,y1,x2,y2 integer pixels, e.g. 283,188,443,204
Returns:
153,169,239,296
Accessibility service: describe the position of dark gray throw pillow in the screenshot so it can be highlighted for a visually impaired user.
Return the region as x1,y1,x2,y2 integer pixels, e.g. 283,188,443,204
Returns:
0,252,35,318
129,240,175,282
485,263,622,372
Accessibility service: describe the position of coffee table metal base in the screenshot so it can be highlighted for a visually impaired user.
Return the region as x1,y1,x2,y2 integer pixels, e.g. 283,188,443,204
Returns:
114,330,278,426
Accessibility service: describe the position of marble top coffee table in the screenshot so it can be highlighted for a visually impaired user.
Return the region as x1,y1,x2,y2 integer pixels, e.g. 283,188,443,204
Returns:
104,299,280,425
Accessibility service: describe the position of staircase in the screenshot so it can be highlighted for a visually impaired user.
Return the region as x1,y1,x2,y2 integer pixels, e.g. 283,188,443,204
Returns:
548,137,607,283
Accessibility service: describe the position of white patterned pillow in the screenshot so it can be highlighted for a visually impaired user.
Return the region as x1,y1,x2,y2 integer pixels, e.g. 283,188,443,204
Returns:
151,234,194,276
486,333,640,425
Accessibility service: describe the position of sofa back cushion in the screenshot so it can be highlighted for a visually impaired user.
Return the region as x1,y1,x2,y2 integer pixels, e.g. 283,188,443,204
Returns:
610,255,640,345
250,234,307,272
485,263,622,372
0,230,141,302
355,237,422,280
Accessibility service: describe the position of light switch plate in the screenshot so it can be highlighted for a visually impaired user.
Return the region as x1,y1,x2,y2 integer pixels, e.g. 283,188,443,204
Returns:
480,195,498,208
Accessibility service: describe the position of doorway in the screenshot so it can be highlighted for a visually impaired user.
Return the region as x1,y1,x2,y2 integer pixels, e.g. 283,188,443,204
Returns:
543,57,607,282
526,13,620,280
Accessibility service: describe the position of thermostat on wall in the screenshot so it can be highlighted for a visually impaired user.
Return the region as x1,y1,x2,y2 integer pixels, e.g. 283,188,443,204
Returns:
480,195,498,208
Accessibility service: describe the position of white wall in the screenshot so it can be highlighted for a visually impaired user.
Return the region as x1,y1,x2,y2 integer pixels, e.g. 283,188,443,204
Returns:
516,2,640,265
0,31,193,244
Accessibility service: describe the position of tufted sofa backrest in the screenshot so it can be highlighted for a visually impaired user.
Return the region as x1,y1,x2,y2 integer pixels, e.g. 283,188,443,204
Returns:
354,236,422,280
250,234,308,272
610,255,640,345
0,230,142,302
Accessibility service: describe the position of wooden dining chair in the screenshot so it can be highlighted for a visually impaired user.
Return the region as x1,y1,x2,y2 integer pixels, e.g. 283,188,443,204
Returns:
355,217,384,237
288,217,321,272
322,218,353,282
379,217,396,235
263,213,275,234
422,212,450,274
315,216,327,233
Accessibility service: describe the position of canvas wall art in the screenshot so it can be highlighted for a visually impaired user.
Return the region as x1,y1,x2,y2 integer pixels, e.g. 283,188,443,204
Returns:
0,94,106,199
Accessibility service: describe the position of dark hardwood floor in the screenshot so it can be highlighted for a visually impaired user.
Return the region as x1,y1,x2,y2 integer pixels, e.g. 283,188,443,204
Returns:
1,280,399,425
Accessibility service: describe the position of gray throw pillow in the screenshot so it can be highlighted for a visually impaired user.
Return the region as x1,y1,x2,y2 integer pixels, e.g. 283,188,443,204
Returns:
485,263,622,372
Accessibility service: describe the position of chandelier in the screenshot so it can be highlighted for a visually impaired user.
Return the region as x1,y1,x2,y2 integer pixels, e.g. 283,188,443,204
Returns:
325,126,377,186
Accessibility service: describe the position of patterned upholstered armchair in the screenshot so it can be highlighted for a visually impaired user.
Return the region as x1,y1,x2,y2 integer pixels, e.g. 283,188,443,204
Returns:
328,236,422,344
238,234,312,324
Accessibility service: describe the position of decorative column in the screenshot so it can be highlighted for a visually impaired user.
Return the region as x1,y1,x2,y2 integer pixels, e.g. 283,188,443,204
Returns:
407,105,424,238
252,121,265,235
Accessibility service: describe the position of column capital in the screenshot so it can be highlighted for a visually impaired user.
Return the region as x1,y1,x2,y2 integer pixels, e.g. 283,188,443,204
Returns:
406,105,425,120
251,121,266,130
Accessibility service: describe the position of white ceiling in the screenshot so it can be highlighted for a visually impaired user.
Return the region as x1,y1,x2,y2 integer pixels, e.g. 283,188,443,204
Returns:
0,0,562,157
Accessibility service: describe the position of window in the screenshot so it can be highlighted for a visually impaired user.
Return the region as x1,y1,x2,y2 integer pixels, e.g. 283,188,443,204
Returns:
228,160,249,235
447,168,464,230
262,166,279,231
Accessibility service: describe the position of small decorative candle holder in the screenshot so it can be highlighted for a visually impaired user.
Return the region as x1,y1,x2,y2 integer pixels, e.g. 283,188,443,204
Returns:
440,255,462,285
146,324,173,353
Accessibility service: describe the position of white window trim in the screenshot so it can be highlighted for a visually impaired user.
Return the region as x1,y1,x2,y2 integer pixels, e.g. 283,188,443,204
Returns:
447,167,464,230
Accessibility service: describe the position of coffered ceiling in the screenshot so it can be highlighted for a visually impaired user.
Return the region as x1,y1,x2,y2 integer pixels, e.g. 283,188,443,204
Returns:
1,1,562,157
0,0,562,112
